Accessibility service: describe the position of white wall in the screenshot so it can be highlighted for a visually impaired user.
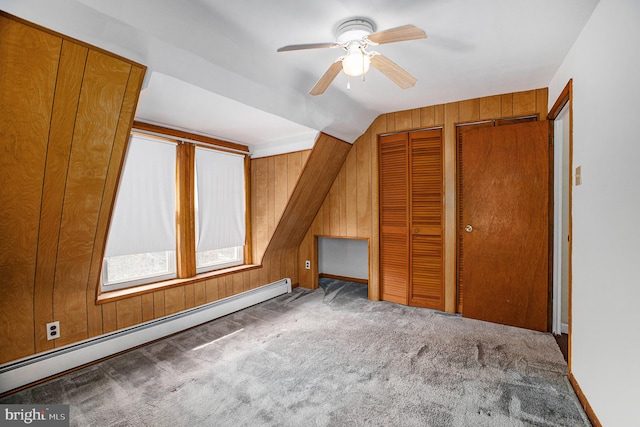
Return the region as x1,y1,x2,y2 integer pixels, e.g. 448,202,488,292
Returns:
548,0,640,425
318,237,368,281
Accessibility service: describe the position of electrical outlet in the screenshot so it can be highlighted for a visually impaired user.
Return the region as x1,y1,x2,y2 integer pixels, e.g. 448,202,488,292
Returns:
305,260,311,270
46,321,60,341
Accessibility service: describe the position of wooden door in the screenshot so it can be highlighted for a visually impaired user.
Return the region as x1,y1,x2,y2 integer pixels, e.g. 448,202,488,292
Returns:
409,130,444,309
380,132,409,305
380,129,443,309
460,121,549,331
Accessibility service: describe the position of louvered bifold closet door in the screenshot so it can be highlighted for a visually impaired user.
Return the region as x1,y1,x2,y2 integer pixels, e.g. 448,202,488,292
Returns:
409,129,444,310
379,133,409,305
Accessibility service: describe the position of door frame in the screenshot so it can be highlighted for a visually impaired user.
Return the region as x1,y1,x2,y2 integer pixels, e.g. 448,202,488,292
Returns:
547,80,574,368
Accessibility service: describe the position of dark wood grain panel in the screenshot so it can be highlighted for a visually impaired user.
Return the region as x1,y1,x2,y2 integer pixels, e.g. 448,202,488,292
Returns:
337,167,347,235
232,273,244,294
267,157,276,238
0,264,38,363
501,93,513,117
345,148,358,236
141,293,154,322
33,41,88,353
116,297,142,329
268,250,282,284
394,109,412,131
459,98,480,122
251,157,269,263
87,64,145,337
205,278,219,303
287,151,302,198
356,129,372,238
242,270,252,292
225,275,234,298
53,50,132,346
194,281,206,306
536,88,548,117
263,133,351,256
329,180,341,235
479,95,502,120
0,16,61,362
164,287,186,315
248,269,261,292
274,154,289,221
386,113,396,133
184,283,195,309
153,291,166,318
420,106,436,128
513,90,537,116
0,16,59,265
102,302,117,333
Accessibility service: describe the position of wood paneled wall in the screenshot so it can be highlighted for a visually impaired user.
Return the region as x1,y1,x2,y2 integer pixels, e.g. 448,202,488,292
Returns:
298,88,548,312
0,13,318,367
0,13,146,363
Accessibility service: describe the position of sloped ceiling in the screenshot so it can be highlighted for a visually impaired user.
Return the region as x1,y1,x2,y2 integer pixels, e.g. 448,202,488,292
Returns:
1,0,599,155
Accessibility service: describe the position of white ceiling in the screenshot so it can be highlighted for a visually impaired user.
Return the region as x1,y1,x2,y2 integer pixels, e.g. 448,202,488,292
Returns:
1,0,599,156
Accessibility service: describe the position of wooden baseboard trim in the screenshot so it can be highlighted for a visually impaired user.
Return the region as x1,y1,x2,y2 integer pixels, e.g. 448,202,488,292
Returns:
568,372,602,427
318,273,368,285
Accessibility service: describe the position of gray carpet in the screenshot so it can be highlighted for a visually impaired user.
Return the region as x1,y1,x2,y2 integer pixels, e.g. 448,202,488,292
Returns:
2,279,589,426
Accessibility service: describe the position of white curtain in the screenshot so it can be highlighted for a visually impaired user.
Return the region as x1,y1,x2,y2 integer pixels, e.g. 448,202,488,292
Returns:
105,135,176,257
195,147,245,251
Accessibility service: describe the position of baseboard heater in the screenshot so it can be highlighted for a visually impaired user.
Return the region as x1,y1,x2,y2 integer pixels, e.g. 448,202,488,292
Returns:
0,278,291,395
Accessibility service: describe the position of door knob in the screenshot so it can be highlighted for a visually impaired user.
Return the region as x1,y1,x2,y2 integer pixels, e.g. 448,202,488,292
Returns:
465,224,473,233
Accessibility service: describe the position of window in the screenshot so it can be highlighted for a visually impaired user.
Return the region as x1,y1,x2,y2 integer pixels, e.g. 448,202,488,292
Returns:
102,131,247,291
194,147,245,273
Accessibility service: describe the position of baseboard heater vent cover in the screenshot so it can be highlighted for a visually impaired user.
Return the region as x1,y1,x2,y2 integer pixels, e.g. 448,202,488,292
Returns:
0,278,291,395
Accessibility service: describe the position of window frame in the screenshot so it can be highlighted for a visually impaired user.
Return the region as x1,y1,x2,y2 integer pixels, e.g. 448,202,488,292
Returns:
98,122,253,298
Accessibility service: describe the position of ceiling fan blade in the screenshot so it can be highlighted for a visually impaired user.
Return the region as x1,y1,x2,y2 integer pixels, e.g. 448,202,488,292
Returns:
370,54,417,89
367,25,426,45
310,61,343,96
277,42,339,52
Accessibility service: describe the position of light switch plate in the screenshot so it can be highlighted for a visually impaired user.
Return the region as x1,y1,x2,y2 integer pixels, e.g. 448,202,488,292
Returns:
575,166,582,185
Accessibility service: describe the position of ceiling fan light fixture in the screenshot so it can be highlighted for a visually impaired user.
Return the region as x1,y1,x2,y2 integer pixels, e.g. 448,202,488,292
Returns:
342,49,370,77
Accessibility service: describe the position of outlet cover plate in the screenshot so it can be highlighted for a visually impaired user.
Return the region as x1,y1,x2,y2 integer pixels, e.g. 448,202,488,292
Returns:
46,321,60,340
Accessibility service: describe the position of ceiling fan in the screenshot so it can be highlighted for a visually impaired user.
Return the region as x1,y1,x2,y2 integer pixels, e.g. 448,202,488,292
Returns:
277,18,426,96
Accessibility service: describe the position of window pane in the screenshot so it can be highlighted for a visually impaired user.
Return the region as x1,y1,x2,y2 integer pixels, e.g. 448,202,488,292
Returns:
195,147,245,273
102,134,177,289
105,135,176,257
196,246,243,272
105,251,176,286
195,147,245,252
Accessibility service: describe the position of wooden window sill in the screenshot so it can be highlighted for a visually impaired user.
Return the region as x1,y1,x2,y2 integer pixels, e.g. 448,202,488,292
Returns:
96,264,262,304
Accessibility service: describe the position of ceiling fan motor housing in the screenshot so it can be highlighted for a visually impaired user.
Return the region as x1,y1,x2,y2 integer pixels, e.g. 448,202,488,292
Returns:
336,18,376,43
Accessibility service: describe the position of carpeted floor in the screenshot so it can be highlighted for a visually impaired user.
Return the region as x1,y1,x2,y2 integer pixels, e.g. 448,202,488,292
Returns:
1,279,590,426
